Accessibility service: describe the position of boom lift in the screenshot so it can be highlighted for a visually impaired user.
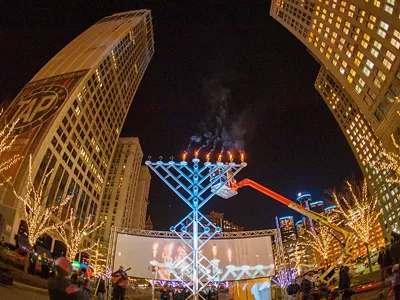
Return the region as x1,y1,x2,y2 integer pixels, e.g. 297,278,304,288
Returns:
217,178,353,285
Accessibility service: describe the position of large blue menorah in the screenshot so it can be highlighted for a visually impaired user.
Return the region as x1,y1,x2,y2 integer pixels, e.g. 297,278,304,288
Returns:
145,155,246,299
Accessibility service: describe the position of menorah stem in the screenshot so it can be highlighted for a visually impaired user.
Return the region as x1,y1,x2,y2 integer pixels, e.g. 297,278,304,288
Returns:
193,208,199,300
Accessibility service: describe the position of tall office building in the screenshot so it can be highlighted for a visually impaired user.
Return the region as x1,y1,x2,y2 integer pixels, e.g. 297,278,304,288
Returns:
270,1,400,237
0,10,154,245
310,200,325,213
133,166,151,229
279,216,297,243
98,137,151,250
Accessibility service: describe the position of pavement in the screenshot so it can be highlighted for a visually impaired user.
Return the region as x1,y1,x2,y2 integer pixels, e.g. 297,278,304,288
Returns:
0,283,48,300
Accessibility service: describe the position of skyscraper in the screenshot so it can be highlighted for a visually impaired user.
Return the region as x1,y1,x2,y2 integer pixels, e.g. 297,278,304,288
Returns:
0,10,154,245
310,200,325,213
270,1,400,237
279,216,297,243
98,137,151,251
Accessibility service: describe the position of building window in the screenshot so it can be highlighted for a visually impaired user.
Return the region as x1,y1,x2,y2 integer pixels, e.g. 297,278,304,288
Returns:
377,29,386,38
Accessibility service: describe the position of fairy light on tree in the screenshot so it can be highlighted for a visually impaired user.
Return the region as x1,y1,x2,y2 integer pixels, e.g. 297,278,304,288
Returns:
291,243,314,276
331,179,382,275
298,216,338,268
0,109,22,182
89,239,107,276
364,135,400,183
13,155,70,272
55,208,104,261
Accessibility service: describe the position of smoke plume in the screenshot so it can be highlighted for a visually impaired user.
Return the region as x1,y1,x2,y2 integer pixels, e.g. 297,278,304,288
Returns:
185,76,250,156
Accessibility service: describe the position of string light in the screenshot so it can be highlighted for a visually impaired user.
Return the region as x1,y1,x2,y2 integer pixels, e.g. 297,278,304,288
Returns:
13,155,71,248
89,239,107,277
298,215,338,264
364,135,400,183
0,109,22,182
331,179,382,245
55,208,104,261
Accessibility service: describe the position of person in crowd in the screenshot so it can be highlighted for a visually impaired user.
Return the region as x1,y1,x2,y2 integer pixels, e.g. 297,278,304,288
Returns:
338,266,352,300
96,277,106,300
72,268,87,287
391,264,400,300
391,232,400,264
48,257,92,300
161,284,170,300
111,265,128,300
287,279,300,300
29,247,38,275
41,252,49,278
299,274,313,300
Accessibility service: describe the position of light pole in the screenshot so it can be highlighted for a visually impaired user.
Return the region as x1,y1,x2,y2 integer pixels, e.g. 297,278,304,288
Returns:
149,265,159,300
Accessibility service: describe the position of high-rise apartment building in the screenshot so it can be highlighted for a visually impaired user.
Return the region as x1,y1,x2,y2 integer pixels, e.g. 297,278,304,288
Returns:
98,137,151,250
0,10,154,246
279,216,297,243
133,166,151,229
270,1,400,237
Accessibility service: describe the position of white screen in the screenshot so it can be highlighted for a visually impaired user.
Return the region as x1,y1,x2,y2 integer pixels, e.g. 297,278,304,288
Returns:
114,233,275,281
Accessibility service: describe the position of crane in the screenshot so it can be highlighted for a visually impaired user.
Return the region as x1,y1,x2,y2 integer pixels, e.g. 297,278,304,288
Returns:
217,178,353,284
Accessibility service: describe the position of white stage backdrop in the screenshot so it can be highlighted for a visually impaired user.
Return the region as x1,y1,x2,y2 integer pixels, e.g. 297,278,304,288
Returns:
113,233,275,281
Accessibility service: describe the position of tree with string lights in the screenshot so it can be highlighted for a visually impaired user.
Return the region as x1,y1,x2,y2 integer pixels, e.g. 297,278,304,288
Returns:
0,109,22,183
331,179,382,275
364,135,400,183
298,216,338,268
13,155,70,272
89,239,107,276
291,243,314,276
54,208,103,261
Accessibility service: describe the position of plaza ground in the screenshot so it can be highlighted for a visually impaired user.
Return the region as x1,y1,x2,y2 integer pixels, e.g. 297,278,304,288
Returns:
0,284,48,300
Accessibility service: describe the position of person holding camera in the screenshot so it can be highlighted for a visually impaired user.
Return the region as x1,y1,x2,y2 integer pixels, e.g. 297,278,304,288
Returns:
48,257,92,300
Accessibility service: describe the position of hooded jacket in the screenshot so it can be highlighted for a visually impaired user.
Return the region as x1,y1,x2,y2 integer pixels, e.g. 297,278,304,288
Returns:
48,275,92,300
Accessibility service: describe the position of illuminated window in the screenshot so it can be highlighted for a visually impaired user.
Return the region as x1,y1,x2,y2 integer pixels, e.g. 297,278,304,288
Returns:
363,33,371,41
391,38,400,49
361,40,369,48
374,78,382,88
369,15,377,22
342,60,348,67
373,40,382,50
373,0,381,8
363,67,371,76
386,50,396,61
366,59,374,69
378,25,388,40
355,85,362,94
395,30,400,39
379,21,389,31
340,67,345,74
350,69,356,76
333,59,338,66
359,78,365,87
354,58,361,66
346,50,352,58
382,58,392,71
343,28,349,34
367,22,374,30
384,4,393,14
357,51,364,59
371,48,379,57
377,70,386,81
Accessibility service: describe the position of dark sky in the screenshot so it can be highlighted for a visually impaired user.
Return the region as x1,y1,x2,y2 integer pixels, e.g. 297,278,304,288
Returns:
0,0,362,231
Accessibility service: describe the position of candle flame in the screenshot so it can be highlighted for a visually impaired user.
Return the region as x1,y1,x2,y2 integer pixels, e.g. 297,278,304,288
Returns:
195,150,199,158
240,152,245,162
229,153,233,162
183,152,187,161
206,153,210,162
218,153,222,162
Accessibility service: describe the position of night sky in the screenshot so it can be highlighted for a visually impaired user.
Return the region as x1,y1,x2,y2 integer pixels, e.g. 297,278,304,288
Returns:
0,1,362,231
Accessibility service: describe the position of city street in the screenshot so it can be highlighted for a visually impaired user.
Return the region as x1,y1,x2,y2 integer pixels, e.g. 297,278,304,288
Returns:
0,284,48,300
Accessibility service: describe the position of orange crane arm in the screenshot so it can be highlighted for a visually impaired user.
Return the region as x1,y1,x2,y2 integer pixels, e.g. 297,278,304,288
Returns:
235,179,352,256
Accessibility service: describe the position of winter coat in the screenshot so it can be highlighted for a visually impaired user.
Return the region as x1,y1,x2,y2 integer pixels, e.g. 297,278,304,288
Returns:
339,270,351,290
48,275,92,300
97,279,106,294
300,279,313,294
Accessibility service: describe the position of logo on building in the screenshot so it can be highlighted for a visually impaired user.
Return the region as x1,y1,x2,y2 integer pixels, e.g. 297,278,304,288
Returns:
6,86,68,134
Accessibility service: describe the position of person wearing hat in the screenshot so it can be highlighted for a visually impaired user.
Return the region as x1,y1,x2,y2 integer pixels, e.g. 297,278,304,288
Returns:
48,257,92,300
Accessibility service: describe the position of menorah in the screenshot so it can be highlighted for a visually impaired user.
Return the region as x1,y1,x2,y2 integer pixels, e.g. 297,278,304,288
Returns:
145,154,246,299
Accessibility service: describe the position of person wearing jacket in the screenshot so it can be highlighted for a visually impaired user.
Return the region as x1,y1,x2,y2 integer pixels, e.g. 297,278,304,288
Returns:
96,277,106,300
339,266,351,300
48,257,92,300
392,264,400,300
